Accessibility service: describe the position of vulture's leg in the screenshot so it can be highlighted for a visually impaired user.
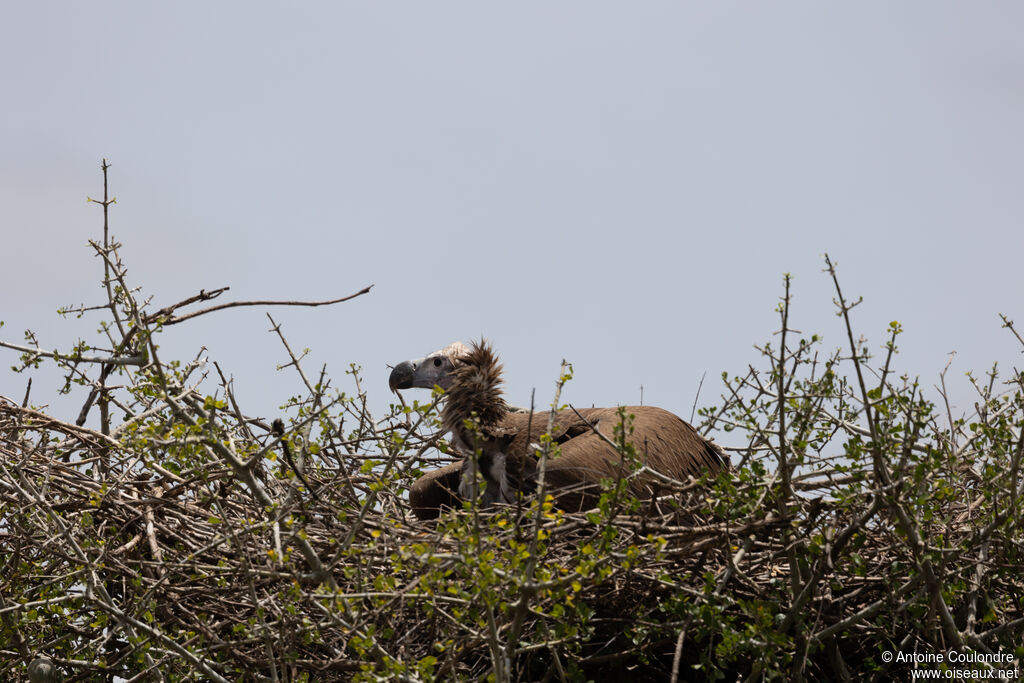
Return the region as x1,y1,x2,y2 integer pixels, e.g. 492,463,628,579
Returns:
459,435,519,507
408,461,462,520
459,452,509,507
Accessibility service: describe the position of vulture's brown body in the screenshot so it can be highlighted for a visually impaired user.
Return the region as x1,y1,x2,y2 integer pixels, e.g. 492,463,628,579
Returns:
390,340,728,520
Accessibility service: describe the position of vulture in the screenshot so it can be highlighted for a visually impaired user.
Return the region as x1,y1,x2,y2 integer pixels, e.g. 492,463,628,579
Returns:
389,340,728,520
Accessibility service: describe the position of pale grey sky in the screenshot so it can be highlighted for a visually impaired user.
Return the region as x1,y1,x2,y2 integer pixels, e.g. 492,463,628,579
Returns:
2,3,1022,428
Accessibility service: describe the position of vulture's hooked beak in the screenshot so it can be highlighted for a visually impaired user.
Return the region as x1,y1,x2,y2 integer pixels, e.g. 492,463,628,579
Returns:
389,361,417,393
388,350,459,393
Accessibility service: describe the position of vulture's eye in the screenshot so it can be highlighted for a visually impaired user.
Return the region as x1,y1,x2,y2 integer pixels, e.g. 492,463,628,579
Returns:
433,358,443,368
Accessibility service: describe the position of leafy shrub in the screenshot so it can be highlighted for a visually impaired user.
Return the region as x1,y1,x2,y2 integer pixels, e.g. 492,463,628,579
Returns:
1,164,1021,681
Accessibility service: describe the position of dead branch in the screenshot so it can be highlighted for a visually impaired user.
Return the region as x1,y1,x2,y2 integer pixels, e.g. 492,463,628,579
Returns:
148,286,374,326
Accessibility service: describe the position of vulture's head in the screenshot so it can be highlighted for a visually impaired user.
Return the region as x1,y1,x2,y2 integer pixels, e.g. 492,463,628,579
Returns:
388,341,470,393
392,340,515,507
389,339,509,431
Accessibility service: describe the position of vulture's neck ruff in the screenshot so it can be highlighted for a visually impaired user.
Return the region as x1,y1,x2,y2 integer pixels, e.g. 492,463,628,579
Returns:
441,341,517,506
441,341,510,446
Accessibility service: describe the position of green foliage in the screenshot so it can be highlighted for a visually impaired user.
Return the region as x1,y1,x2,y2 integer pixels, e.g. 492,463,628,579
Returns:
1,172,1022,680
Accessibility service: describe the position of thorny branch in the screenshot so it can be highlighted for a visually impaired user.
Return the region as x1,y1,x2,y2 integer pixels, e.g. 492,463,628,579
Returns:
1,167,1022,681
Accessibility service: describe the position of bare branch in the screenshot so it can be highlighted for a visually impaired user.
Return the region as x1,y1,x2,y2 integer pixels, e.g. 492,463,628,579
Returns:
151,286,374,326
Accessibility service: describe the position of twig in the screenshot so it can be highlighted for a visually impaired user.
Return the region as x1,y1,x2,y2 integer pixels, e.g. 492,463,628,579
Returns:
153,286,374,326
